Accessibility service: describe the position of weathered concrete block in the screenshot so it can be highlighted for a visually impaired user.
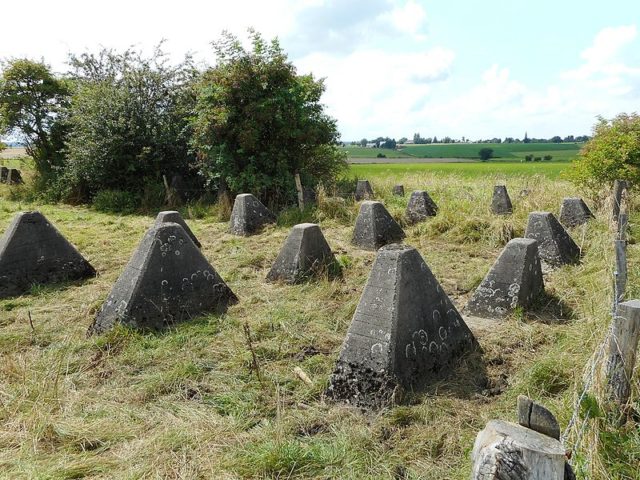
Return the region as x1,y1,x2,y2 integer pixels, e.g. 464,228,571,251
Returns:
517,395,561,440
471,420,566,480
266,223,336,283
0,166,8,183
393,185,405,196
525,212,580,267
355,180,374,201
406,190,438,224
154,211,201,248
327,244,477,408
0,211,95,298
352,201,405,250
465,238,544,318
559,198,593,228
229,193,276,236
7,168,23,184
88,222,237,335
491,185,513,215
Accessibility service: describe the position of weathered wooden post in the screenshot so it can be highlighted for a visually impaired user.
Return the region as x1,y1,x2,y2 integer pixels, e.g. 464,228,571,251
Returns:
605,299,640,408
614,240,627,303
612,179,628,224
471,420,566,479
294,173,304,211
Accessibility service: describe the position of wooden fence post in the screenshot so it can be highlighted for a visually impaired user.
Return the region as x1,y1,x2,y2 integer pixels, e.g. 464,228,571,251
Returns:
612,179,628,224
294,173,304,211
614,240,627,303
605,299,640,408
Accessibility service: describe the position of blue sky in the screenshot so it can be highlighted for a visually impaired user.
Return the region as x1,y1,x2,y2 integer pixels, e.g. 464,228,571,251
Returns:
2,0,639,141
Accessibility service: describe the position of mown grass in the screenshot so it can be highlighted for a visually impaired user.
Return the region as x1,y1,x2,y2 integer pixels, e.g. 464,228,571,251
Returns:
0,172,637,479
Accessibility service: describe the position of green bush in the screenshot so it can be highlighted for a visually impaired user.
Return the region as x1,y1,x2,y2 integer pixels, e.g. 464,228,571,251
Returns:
568,113,640,193
190,30,346,208
92,189,139,214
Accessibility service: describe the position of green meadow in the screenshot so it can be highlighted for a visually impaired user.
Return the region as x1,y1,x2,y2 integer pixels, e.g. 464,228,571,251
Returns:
341,142,583,162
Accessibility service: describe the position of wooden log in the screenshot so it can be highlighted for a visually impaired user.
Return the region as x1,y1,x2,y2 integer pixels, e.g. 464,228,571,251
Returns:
605,299,640,407
471,420,565,479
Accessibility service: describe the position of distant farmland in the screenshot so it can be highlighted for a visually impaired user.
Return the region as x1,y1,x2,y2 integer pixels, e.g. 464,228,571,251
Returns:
341,142,583,162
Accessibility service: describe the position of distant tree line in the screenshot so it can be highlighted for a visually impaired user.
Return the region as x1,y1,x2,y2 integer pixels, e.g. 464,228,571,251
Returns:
349,133,590,146
0,31,346,209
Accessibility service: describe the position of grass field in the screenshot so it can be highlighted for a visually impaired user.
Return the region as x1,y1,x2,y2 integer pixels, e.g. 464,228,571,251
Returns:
341,142,583,163
349,161,571,180
0,170,638,478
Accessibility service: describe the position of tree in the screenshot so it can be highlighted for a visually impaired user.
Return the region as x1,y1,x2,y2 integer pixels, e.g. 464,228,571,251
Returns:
0,59,70,180
568,113,640,193
191,30,346,206
543,155,553,161
478,147,494,161
550,135,563,143
61,46,198,201
398,137,407,144
360,138,367,147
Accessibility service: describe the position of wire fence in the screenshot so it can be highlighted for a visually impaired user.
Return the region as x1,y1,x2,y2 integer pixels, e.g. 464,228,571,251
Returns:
561,182,634,477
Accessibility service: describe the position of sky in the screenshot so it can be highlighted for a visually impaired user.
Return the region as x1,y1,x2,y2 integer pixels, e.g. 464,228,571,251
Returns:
2,0,640,141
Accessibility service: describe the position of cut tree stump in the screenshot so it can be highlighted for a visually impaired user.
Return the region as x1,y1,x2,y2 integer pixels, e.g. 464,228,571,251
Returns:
471,420,565,479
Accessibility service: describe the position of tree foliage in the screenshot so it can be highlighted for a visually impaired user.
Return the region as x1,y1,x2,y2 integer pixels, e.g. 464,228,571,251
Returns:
478,147,494,161
568,113,640,193
61,46,198,201
190,30,346,206
0,59,70,178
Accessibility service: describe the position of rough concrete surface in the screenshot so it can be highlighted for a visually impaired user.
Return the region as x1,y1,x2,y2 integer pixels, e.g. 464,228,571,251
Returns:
355,180,374,201
525,212,580,267
406,190,438,224
0,211,95,298
491,185,513,215
327,244,477,408
266,223,336,283
229,193,276,236
465,238,544,318
154,210,201,248
559,198,594,228
88,222,237,335
352,201,405,250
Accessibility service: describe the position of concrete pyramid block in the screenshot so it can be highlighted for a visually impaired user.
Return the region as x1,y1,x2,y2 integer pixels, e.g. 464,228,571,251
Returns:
465,238,544,318
491,185,513,215
392,185,405,196
525,212,580,267
406,190,438,224
327,244,477,407
0,211,95,298
229,193,276,236
559,198,593,228
266,223,336,283
88,222,237,335
7,169,23,184
0,166,8,182
352,201,405,250
355,180,374,201
154,211,201,248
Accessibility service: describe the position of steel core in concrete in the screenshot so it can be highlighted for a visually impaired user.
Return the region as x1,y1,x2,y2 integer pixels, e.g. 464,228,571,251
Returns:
465,238,544,318
559,198,594,228
355,180,374,201
352,201,405,250
0,211,95,298
88,222,237,335
229,193,276,236
406,190,438,224
266,223,336,283
154,211,201,248
525,212,580,267
327,244,477,407
491,185,513,215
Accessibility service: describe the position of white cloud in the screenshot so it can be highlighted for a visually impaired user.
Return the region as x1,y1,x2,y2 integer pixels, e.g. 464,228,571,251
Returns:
295,47,454,139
